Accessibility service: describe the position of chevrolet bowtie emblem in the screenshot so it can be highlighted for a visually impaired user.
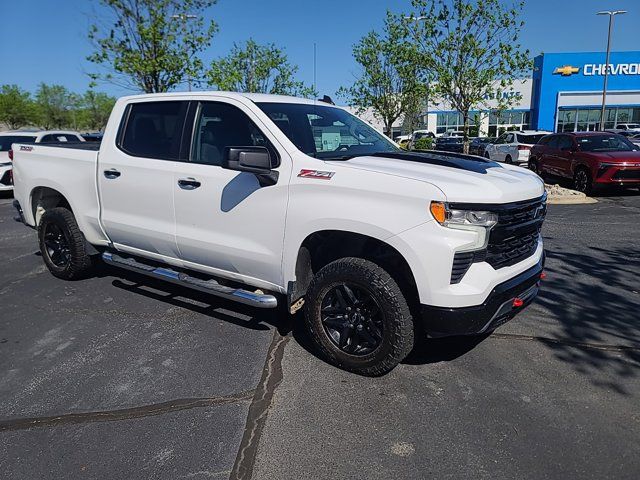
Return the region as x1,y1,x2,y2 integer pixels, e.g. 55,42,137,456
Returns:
553,65,580,76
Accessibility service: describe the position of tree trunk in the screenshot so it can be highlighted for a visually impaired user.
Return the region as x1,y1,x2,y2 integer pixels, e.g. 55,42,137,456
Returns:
462,111,470,154
385,119,394,139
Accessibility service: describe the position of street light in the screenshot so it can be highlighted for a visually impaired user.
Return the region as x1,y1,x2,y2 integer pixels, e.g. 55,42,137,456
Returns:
597,10,627,130
171,13,198,91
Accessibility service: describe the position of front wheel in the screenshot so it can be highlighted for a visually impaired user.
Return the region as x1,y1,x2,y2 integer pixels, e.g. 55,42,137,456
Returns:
573,168,593,195
38,207,95,280
304,257,414,376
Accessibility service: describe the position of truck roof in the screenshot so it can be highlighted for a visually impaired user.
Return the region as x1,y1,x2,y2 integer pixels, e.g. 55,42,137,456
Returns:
117,91,326,106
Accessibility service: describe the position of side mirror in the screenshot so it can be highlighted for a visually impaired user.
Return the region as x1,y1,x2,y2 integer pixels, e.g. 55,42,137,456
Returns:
222,146,278,186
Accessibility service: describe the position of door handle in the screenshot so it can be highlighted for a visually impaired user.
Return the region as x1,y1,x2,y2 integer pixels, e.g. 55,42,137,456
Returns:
178,177,201,190
104,168,121,179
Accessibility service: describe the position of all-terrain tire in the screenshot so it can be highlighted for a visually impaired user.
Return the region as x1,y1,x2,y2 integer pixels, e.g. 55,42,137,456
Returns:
304,257,414,376
38,207,94,280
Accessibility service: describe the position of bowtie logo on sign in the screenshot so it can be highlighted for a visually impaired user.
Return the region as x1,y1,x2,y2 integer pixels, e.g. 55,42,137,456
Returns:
553,65,580,76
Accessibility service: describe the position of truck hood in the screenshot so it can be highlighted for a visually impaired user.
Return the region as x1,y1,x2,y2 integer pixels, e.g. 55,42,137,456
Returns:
327,152,545,203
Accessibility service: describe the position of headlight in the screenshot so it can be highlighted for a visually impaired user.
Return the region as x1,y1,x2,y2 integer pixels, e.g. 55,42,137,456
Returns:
430,202,498,227
430,201,498,250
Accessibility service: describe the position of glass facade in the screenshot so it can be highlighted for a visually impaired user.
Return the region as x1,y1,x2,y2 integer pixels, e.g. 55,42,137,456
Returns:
436,112,481,135
557,106,640,132
488,110,531,137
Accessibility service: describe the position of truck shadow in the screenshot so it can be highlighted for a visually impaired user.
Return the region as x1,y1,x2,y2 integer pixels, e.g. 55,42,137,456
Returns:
97,243,639,390
101,265,292,336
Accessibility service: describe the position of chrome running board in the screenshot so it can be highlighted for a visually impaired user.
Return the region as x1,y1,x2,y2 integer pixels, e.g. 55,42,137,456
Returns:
102,251,277,308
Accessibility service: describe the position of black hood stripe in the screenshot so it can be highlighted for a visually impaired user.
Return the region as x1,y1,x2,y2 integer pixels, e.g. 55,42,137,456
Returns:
369,151,501,174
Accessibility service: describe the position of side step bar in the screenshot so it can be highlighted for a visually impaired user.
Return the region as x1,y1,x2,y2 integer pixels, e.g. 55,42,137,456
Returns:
102,252,278,309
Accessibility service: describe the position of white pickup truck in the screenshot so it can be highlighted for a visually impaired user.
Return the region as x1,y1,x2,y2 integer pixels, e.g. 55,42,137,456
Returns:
12,92,546,375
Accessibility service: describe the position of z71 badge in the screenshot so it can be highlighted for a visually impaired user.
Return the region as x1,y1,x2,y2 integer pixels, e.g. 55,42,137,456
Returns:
297,169,335,180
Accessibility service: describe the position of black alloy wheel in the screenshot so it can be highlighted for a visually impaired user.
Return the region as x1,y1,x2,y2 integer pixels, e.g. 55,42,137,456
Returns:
43,222,71,268
320,283,384,356
573,168,592,194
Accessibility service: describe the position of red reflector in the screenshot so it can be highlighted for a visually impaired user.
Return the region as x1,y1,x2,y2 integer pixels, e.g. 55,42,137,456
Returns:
8,149,13,161
512,298,524,308
540,272,547,280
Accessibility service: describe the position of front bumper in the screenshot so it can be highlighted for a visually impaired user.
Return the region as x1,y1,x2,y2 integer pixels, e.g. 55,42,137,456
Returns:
595,163,640,185
419,255,544,337
0,165,13,191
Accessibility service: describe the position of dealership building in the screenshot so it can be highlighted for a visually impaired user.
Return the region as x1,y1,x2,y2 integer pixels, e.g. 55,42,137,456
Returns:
396,51,640,138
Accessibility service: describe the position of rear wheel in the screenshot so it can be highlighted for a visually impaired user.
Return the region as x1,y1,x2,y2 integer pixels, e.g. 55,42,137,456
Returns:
573,167,593,195
505,154,513,164
485,152,491,160
38,207,94,280
304,257,414,376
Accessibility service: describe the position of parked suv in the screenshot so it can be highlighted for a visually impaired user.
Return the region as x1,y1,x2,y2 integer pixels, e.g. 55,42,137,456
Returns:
485,130,549,165
529,132,640,193
0,130,85,192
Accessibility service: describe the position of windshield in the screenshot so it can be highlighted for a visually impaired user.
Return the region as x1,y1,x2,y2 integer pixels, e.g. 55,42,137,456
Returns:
0,135,36,151
577,134,638,152
517,134,546,145
255,102,399,160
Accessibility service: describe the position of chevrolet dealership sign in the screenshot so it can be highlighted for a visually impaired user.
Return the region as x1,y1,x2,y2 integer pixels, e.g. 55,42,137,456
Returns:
554,63,640,76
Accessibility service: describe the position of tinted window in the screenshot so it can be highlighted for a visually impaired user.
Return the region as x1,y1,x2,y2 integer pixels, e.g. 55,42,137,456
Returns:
256,103,398,160
40,134,81,143
0,135,36,151
517,134,546,145
547,136,560,148
537,135,552,145
495,134,507,145
120,101,188,160
556,136,573,150
577,135,637,152
505,134,514,143
191,102,277,167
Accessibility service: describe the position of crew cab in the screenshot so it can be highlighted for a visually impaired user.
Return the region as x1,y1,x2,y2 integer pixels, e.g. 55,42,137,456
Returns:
529,132,640,194
12,92,546,375
0,130,85,192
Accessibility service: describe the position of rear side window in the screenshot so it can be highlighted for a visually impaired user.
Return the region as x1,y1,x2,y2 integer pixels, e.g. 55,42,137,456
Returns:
119,101,188,160
517,134,546,145
0,136,36,151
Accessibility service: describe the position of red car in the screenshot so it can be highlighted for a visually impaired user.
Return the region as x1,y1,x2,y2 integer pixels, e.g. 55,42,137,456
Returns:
529,132,640,194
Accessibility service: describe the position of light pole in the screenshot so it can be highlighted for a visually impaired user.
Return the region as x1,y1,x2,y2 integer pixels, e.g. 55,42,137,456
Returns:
597,10,626,130
171,13,198,91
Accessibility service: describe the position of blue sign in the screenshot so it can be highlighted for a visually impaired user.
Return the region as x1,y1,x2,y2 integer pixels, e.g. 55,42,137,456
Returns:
532,51,640,131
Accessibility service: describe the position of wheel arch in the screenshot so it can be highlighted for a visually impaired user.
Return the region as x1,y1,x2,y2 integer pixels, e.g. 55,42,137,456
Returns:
30,186,73,226
289,230,419,311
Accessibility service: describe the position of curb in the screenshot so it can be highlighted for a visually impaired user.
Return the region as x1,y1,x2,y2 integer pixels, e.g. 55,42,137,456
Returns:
547,195,598,205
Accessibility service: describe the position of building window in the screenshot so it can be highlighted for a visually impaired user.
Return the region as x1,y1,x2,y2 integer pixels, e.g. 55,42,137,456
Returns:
556,107,640,132
488,110,531,137
436,112,480,135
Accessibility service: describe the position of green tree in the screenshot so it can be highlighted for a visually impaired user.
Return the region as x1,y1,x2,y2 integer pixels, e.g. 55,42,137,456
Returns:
77,91,117,131
88,0,218,93
0,85,36,129
34,84,74,129
206,39,315,98
405,0,530,152
339,13,428,138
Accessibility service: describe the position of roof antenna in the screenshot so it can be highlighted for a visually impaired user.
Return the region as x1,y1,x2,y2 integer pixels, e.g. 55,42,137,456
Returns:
319,95,335,105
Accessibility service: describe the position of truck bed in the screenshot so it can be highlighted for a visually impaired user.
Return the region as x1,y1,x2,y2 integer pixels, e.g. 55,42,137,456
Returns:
37,142,101,151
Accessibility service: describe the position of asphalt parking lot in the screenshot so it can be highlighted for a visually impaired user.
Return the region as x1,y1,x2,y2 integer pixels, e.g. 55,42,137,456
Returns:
1,192,639,480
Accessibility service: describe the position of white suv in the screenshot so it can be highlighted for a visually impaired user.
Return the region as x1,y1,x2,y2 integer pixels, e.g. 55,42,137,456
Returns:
0,130,85,192
485,130,550,165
